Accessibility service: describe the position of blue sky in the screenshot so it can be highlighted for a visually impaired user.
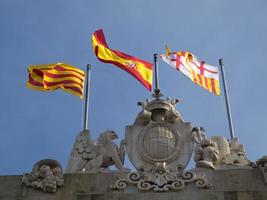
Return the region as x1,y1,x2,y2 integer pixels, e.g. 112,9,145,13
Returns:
0,0,267,175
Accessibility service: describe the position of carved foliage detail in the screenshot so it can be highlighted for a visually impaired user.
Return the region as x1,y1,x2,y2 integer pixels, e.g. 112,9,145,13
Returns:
110,171,211,192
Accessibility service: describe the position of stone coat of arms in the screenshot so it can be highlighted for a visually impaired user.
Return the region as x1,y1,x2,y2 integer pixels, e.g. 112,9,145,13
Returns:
125,98,194,175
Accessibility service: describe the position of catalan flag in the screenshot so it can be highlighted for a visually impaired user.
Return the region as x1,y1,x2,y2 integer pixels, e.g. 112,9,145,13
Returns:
92,29,153,91
160,47,220,95
27,63,85,98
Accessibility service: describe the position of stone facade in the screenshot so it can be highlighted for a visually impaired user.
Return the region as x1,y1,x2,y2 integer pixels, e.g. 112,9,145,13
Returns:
2,96,267,200
1,168,267,200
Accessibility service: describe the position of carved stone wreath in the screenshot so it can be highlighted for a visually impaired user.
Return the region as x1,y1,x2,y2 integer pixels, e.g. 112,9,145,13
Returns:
110,171,211,192
21,159,64,193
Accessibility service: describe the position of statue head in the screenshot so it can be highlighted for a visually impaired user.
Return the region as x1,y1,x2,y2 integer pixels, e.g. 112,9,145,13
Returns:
52,166,62,177
39,165,51,177
97,130,118,145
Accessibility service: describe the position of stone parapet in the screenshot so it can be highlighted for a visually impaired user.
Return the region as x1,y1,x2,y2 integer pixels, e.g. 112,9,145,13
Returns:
1,169,267,200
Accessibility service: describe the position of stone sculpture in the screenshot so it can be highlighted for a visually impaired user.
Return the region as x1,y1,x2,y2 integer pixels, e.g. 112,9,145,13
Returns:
208,135,252,167
223,137,251,166
192,127,219,169
110,96,213,192
210,136,230,165
256,156,267,183
66,129,128,172
21,159,64,193
126,97,194,174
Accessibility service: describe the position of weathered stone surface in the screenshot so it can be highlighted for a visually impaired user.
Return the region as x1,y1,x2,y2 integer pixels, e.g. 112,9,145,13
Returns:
1,169,267,199
5,97,267,200
21,159,64,193
111,170,212,192
254,192,267,200
256,156,267,184
223,137,251,167
211,136,230,165
126,98,195,185
192,127,219,169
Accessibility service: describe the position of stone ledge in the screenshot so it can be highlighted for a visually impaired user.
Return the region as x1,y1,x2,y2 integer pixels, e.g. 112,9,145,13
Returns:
0,169,267,200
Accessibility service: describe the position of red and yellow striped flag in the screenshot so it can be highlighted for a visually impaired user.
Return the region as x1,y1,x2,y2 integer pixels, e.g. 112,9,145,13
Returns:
92,29,153,91
27,63,85,98
160,47,220,95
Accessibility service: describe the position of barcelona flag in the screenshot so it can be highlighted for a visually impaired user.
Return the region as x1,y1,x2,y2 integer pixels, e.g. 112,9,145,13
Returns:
160,46,220,95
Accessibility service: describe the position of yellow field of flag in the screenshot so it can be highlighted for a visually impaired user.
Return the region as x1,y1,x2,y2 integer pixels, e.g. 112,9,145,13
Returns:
27,63,85,98
92,29,153,91
160,46,220,95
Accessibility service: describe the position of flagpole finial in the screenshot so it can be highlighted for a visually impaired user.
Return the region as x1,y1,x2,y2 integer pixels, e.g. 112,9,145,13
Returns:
219,59,224,66
87,64,92,70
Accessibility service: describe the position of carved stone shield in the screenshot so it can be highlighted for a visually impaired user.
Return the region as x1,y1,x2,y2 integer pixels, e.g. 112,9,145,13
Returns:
125,98,194,173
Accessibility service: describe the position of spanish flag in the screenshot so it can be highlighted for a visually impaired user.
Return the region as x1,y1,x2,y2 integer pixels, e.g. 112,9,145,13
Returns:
27,63,85,99
92,29,153,91
160,46,220,95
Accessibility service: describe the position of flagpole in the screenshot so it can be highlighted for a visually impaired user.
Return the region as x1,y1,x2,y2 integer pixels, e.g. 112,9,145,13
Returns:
153,53,162,98
154,53,159,91
219,59,235,139
83,64,91,130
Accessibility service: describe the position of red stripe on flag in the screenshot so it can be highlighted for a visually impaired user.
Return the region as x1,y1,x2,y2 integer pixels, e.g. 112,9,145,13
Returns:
53,65,85,77
175,54,182,70
44,80,83,89
199,61,205,75
93,29,109,48
63,85,83,96
45,72,84,82
28,74,44,87
169,53,181,70
111,50,152,69
39,67,53,71
211,78,216,94
204,77,209,88
190,61,218,74
94,46,152,91
192,71,198,83
93,30,153,69
198,74,203,86
32,69,45,78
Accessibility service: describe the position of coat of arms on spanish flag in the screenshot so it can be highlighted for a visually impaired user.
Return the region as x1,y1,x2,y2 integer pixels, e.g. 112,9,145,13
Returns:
92,29,153,91
160,46,220,95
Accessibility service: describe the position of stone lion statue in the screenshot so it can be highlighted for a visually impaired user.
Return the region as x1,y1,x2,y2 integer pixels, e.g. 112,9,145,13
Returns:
66,129,129,173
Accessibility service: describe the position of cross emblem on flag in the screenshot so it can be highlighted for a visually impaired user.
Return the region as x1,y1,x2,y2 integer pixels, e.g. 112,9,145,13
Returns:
160,49,220,95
